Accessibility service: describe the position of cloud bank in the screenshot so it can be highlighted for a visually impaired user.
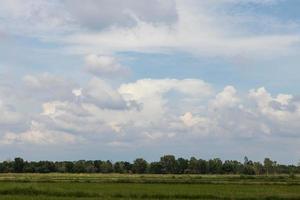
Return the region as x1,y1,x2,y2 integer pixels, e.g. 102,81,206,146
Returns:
1,0,300,162
1,75,300,150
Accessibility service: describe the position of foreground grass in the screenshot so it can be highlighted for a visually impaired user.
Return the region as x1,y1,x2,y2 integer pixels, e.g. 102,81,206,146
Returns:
0,173,299,184
0,174,299,199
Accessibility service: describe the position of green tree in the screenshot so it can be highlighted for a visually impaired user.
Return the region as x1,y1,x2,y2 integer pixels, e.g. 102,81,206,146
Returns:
208,158,222,174
73,160,87,173
85,160,97,173
13,157,25,173
65,162,74,173
132,158,148,173
176,158,188,174
198,159,208,174
222,160,239,174
264,158,274,175
160,155,177,174
100,160,113,173
149,162,163,174
123,161,132,173
242,157,255,175
114,161,125,173
187,157,200,174
253,162,264,175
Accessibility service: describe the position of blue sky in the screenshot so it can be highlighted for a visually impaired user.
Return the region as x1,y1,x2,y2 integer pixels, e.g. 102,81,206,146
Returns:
0,0,300,164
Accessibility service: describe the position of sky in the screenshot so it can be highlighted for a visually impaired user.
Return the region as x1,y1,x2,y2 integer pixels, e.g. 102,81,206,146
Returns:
0,0,300,164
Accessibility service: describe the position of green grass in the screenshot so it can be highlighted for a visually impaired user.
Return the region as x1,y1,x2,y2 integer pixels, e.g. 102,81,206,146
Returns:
0,174,299,199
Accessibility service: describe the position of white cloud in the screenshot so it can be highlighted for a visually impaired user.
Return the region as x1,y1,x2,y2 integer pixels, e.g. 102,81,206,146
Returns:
0,78,213,145
60,0,300,58
1,1,300,162
249,87,300,125
85,54,129,77
0,100,22,125
118,79,213,127
85,78,128,109
0,0,77,37
212,86,240,108
20,78,300,143
180,112,210,128
1,0,298,59
23,73,76,101
42,101,67,117
40,100,110,135
1,121,78,145
72,88,82,97
119,78,212,100
63,0,177,29
1,74,300,148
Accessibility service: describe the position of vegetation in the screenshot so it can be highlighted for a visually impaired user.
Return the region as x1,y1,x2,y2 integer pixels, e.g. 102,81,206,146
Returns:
1,155,299,199
0,174,299,199
1,156,299,175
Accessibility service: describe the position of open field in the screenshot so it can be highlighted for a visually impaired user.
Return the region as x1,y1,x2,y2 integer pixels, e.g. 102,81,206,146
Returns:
0,174,299,199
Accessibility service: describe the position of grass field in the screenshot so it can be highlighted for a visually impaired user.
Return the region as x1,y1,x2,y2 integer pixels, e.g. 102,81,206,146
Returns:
0,174,299,199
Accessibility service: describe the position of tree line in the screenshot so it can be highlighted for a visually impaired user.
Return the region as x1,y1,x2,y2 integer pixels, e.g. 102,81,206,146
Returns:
0,156,299,175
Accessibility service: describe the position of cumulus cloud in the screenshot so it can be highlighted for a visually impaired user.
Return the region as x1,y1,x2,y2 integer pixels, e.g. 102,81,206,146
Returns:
72,88,82,97
40,100,110,135
248,87,300,136
249,87,296,120
0,74,300,155
1,121,79,145
84,78,130,109
212,86,240,108
180,112,210,128
1,1,300,162
3,73,300,148
119,78,213,100
0,100,22,125
85,55,129,77
22,73,76,101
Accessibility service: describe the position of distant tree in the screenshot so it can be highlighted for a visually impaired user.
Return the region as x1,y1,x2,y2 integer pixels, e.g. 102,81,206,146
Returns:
149,162,163,174
243,163,255,175
241,157,255,175
114,161,125,173
85,161,97,173
253,162,264,175
55,162,67,173
222,160,238,174
34,161,56,173
23,161,35,173
93,160,103,173
0,156,297,175
13,157,25,173
132,158,148,174
65,162,74,173
73,160,87,173
264,158,274,175
100,160,113,173
244,156,249,165
188,157,200,174
160,155,177,174
123,161,132,173
176,158,188,174
198,159,208,174
0,160,13,173
208,158,222,174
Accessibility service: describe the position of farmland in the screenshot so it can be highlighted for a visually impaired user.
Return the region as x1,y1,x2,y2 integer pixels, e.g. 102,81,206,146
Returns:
0,174,299,199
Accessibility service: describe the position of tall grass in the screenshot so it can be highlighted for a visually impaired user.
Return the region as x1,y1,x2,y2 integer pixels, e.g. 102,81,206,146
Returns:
0,174,299,199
